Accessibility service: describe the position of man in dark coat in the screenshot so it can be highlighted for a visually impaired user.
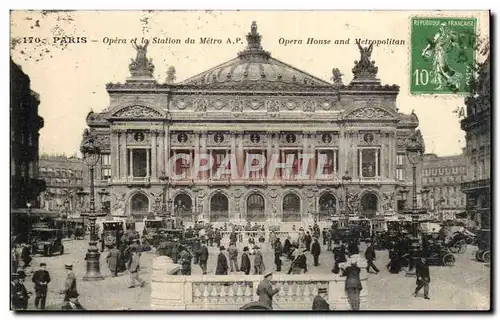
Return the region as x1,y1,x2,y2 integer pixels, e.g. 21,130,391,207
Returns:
256,272,280,310
228,242,239,272
215,246,229,275
240,246,251,275
253,246,265,275
333,244,347,274
207,228,214,247
179,247,193,275
283,237,292,259
198,241,209,275
312,288,330,310
230,231,238,245
288,249,308,274
31,262,51,310
364,242,379,274
60,264,79,303
20,244,32,268
214,229,222,248
414,257,431,299
274,239,283,272
342,258,363,311
304,232,312,251
127,250,145,288
322,228,328,246
106,246,122,277
192,239,201,265
311,238,321,267
348,240,359,256
11,272,30,310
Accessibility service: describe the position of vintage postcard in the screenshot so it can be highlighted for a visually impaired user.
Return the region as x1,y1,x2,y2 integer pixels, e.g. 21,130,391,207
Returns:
10,10,491,311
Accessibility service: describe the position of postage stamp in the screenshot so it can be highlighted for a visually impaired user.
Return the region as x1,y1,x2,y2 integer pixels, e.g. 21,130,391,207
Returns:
410,17,477,95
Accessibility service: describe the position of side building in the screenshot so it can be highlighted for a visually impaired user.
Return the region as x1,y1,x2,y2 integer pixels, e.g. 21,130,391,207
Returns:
38,154,85,218
10,58,45,210
421,153,466,221
460,56,491,241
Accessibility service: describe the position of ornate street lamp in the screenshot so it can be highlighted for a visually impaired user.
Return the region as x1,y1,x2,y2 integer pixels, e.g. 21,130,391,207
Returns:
405,130,425,237
80,135,104,281
159,174,171,217
341,170,352,225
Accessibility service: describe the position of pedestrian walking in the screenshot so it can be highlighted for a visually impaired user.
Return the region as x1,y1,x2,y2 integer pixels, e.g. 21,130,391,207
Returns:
364,242,379,274
274,239,283,272
179,246,193,275
228,242,239,272
215,246,229,275
214,229,222,248
348,240,359,256
304,231,312,251
312,288,330,310
208,228,214,247
240,246,251,275
127,249,145,288
342,258,363,311
31,262,50,310
256,271,280,310
332,243,347,274
193,239,201,265
106,246,122,277
311,238,321,267
253,246,265,275
199,241,209,275
11,272,31,310
322,228,328,246
60,264,79,304
414,257,431,300
283,237,292,258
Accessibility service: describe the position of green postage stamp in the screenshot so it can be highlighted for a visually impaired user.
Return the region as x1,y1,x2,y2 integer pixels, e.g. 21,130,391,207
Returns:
410,17,476,95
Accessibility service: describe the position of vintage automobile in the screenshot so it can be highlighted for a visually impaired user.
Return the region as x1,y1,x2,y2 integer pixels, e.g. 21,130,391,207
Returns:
101,221,124,251
475,238,491,263
30,228,64,256
424,242,456,266
142,219,165,246
73,222,85,240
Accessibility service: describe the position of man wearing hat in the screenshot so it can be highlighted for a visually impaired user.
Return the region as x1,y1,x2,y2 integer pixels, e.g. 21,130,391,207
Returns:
312,287,330,310
342,258,363,311
256,271,280,310
215,246,229,275
60,264,79,302
198,241,209,275
240,246,251,275
31,262,51,310
11,272,31,310
311,237,321,267
127,247,146,288
253,245,265,275
414,257,431,300
288,249,308,274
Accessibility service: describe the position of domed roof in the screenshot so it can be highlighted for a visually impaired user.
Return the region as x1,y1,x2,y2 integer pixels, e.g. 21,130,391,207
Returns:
179,22,332,90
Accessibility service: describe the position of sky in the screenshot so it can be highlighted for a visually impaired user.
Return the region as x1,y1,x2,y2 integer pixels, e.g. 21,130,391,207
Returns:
10,10,490,157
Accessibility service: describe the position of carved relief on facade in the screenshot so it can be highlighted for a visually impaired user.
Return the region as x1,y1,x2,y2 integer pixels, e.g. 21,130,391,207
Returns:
302,100,317,113
279,132,302,145
206,132,230,147
213,99,226,110
113,105,162,118
111,192,127,216
95,134,110,147
194,99,208,112
248,99,262,110
171,131,194,147
382,191,395,212
126,130,151,144
285,100,297,110
346,107,393,120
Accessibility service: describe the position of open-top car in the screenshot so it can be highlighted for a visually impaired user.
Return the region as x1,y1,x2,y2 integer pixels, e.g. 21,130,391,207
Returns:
30,228,64,256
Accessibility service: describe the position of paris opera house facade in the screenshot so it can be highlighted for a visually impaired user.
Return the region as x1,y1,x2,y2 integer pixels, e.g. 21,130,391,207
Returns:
83,23,423,226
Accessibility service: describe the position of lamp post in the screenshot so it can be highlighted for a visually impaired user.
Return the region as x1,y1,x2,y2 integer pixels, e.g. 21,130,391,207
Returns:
159,174,172,218
80,136,104,281
405,131,425,238
341,170,352,226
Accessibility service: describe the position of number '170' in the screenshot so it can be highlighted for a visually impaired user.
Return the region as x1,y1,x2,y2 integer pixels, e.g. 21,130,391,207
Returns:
413,69,430,86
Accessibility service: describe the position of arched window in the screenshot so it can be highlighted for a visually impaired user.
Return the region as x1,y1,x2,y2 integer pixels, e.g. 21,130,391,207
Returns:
174,193,193,222
282,193,301,222
210,193,229,222
247,193,266,222
360,192,378,217
130,193,149,217
319,193,337,221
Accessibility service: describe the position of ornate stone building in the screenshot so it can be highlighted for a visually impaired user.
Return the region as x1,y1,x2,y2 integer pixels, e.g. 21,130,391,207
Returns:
83,22,422,225
422,153,466,220
38,154,85,217
461,55,490,238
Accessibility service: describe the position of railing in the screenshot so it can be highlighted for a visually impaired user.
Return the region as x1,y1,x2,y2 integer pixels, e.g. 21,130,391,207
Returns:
461,178,490,192
151,257,368,310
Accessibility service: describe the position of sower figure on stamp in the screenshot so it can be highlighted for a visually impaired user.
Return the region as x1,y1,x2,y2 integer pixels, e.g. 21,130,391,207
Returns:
256,272,280,310
32,262,51,310
414,257,431,300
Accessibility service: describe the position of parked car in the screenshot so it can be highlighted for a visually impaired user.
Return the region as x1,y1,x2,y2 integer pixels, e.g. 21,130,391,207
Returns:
30,228,64,256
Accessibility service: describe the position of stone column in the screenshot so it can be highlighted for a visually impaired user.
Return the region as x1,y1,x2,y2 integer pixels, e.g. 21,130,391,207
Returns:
200,131,207,181
230,132,236,179
194,131,200,180
111,129,120,179
146,148,151,178
310,133,316,179
266,132,273,181
151,130,157,179
165,129,170,179
302,132,308,179
237,133,244,179
129,149,134,178
120,130,128,179
158,131,165,176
